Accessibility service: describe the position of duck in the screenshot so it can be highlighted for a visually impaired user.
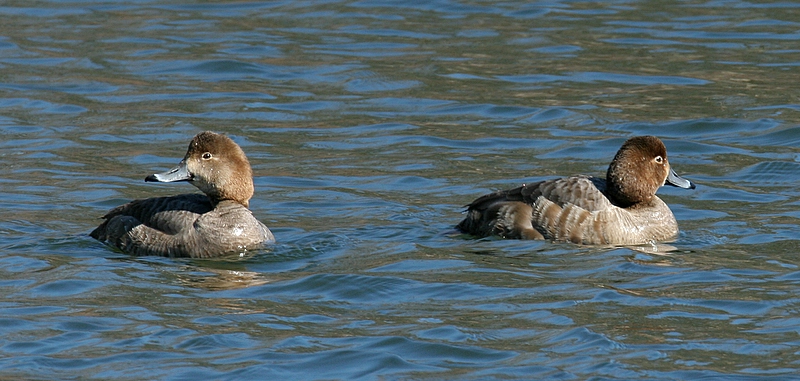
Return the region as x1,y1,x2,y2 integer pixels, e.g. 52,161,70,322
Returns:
456,135,695,245
90,131,275,258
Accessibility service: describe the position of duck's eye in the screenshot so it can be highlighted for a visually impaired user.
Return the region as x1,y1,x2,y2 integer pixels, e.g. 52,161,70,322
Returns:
202,152,212,160
654,155,663,164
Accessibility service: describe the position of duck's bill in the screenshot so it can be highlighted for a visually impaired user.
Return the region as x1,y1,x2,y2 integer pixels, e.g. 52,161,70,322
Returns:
145,160,193,183
665,168,695,189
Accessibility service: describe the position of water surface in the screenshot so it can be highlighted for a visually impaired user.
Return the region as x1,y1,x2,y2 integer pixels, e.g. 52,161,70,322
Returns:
1,1,800,380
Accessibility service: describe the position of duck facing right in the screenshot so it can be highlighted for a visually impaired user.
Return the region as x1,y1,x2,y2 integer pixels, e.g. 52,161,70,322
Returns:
457,135,695,245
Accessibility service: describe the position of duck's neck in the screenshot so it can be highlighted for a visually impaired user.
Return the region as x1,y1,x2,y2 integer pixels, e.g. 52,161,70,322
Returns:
208,196,249,208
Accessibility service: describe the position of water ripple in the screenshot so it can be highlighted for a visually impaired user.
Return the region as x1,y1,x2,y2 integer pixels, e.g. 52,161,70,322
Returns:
2,0,800,379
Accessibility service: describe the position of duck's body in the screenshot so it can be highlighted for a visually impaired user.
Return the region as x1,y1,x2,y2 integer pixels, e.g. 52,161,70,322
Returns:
91,131,275,258
92,194,273,258
457,136,695,245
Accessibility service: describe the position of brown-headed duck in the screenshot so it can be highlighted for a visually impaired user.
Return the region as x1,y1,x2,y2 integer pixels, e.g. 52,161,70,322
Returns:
91,131,275,258
457,136,695,245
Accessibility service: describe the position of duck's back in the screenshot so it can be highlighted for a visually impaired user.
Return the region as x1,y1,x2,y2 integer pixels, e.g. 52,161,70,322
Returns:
457,176,678,244
96,194,212,235
483,176,613,212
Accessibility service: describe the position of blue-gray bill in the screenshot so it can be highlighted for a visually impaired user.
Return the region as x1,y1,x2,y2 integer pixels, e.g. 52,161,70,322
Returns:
666,168,695,189
145,160,192,183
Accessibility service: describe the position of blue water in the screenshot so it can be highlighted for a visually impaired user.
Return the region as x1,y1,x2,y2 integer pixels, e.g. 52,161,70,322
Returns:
1,1,800,380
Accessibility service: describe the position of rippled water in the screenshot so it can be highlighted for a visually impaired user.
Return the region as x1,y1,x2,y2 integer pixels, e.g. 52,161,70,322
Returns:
2,1,800,380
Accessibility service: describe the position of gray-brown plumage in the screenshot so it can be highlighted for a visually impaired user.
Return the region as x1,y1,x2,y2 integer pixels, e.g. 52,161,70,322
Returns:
91,131,274,258
457,136,695,245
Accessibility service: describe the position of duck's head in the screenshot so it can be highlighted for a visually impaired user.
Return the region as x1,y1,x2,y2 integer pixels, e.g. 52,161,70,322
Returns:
605,135,695,207
146,131,255,207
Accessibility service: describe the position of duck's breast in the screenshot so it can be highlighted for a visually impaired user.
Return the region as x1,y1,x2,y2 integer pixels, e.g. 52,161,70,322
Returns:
193,200,275,256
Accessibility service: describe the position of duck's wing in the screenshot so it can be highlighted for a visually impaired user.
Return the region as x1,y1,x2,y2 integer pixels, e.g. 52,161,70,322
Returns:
528,176,612,212
457,176,615,240
96,194,212,235
464,176,611,212
90,194,214,257
455,178,552,238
